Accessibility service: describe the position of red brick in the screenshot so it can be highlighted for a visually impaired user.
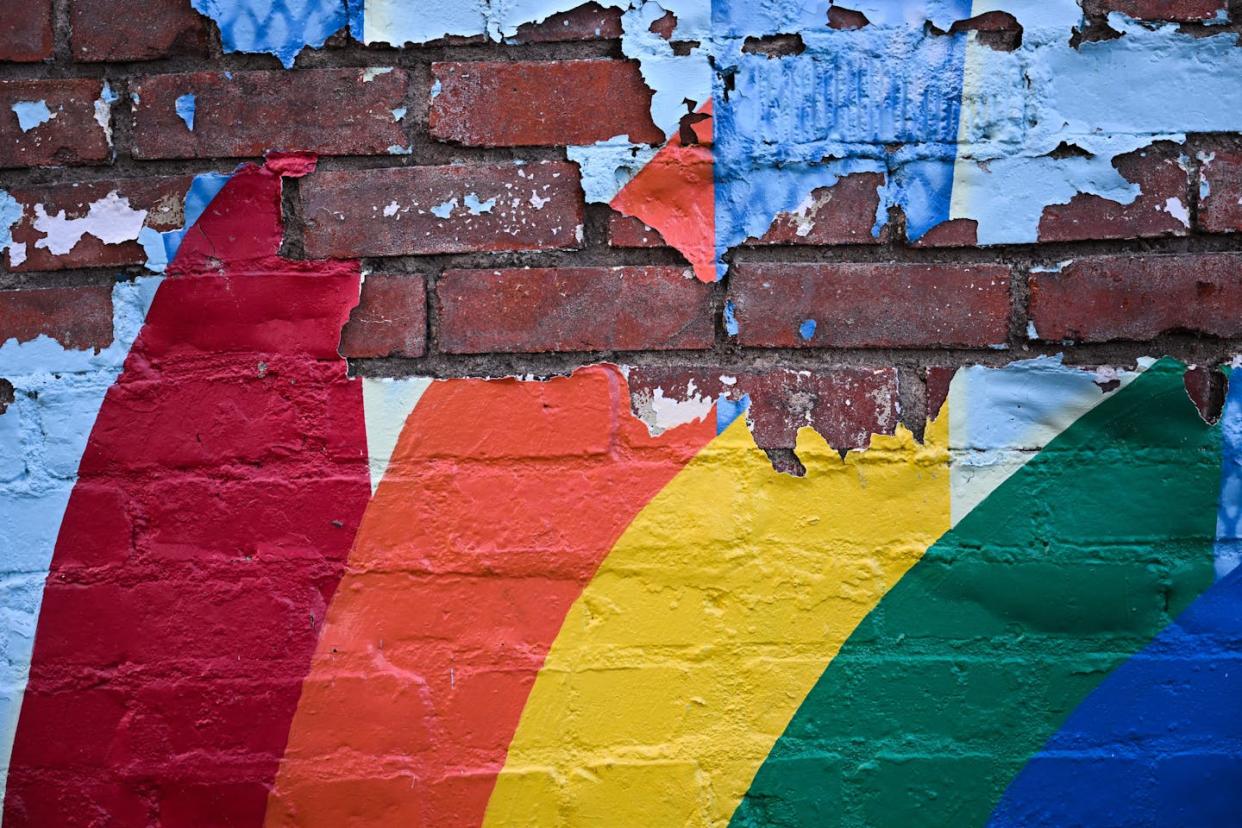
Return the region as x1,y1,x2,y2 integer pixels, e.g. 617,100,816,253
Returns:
729,263,1011,348
913,219,978,248
1082,0,1227,21
627,366,899,450
437,267,713,353
608,211,668,248
71,0,209,61
0,79,112,168
339,273,427,359
0,285,114,351
3,177,193,273
1038,142,1190,243
131,69,410,160
429,60,663,147
1199,148,1242,234
925,367,957,420
0,0,53,62
750,172,884,246
300,162,584,258
1028,253,1242,342
510,3,623,42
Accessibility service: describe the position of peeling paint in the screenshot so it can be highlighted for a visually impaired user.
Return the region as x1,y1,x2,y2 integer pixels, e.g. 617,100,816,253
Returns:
31,191,148,256
463,193,497,214
10,101,53,133
174,93,197,131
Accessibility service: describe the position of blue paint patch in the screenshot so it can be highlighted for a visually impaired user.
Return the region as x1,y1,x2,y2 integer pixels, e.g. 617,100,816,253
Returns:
391,106,407,122
174,93,196,131
0,191,22,260
464,193,497,214
988,563,1242,827
798,318,817,341
723,300,739,337
717,393,750,435
138,172,231,272
191,0,348,68
429,198,456,219
1216,367,1241,578
11,100,53,133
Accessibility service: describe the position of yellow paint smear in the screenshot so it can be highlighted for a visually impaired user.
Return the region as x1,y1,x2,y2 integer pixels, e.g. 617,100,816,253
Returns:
484,412,952,827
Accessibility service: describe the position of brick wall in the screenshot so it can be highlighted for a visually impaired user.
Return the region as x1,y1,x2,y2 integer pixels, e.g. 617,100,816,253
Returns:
2,2,1242,826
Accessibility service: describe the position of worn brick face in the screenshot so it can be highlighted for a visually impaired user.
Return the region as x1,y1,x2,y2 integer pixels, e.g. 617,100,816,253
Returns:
1082,0,1228,20
339,274,427,359
131,69,411,159
429,60,664,147
71,0,210,61
300,162,585,258
3,177,193,272
510,3,623,42
1199,148,1242,233
729,263,1012,348
0,0,53,62
0,286,114,350
1038,143,1191,242
0,79,112,168
437,267,714,353
1029,253,1242,342
628,366,900,450
750,173,886,246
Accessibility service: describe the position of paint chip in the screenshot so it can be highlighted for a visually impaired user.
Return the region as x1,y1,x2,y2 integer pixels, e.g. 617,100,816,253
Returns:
11,100,53,133
174,93,196,131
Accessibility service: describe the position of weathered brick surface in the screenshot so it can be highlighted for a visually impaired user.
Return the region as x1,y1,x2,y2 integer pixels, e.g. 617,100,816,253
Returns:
0,79,112,168
608,212,668,248
1029,253,1242,342
132,70,411,159
751,173,885,246
628,366,900,449
1038,143,1191,243
1082,0,1228,20
300,162,584,258
1199,148,1242,233
71,0,210,61
437,267,714,353
510,3,623,42
3,177,193,272
729,263,1012,348
429,61,664,147
0,0,53,62
339,273,427,358
0,285,114,350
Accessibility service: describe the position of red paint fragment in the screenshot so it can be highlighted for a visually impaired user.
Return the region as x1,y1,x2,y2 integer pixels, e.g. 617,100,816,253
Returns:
611,101,716,282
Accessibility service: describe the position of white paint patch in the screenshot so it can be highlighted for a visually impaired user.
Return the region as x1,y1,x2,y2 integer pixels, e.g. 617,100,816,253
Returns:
529,192,549,209
1162,196,1190,227
383,200,400,217
362,376,433,493
94,82,118,149
631,381,713,436
430,197,457,218
31,191,149,256
362,66,394,82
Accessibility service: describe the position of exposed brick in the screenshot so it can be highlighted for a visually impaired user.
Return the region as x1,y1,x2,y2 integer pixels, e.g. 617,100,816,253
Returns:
71,0,210,61
1038,143,1191,243
1028,253,1242,342
627,366,899,450
339,274,427,359
429,60,664,147
1199,148,1242,234
750,173,884,246
509,3,623,42
925,367,957,420
0,286,114,351
729,263,1012,349
3,177,193,272
437,267,713,353
0,0,53,62
300,162,584,258
608,211,668,248
131,69,410,160
0,79,112,168
913,219,978,248
1082,0,1228,21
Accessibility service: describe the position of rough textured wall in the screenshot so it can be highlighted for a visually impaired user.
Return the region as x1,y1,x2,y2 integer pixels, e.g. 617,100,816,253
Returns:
1,1,1242,826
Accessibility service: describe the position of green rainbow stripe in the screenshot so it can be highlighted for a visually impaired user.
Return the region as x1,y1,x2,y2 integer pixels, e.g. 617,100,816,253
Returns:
731,359,1223,827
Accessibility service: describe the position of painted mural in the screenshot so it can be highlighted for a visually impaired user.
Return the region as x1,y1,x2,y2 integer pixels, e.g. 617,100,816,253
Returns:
0,155,1237,825
2,1,1241,827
